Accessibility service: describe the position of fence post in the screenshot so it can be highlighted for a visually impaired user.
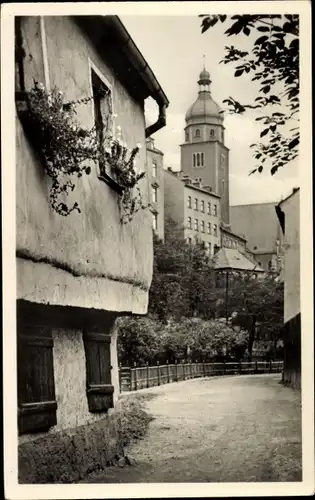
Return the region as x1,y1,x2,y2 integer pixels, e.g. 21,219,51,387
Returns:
255,360,258,374
157,360,160,386
183,362,186,380
239,361,242,375
175,359,178,382
203,359,206,377
134,362,138,391
269,360,272,373
146,361,149,388
166,360,170,384
190,360,192,379
223,360,226,375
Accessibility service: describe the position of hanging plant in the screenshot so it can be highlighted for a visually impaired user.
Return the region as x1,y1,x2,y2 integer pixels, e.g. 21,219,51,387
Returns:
104,137,150,224
16,81,148,222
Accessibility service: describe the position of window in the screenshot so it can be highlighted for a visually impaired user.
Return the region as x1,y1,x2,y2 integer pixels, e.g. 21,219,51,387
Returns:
185,130,189,142
152,186,158,203
207,222,211,234
194,219,199,231
152,162,157,178
193,152,204,168
213,224,217,236
187,237,193,245
220,153,225,166
91,68,112,178
194,198,198,211
201,221,205,233
207,202,211,215
83,328,114,413
213,204,217,216
209,242,212,256
18,323,57,434
210,129,215,137
195,129,200,138
188,216,192,229
188,196,192,208
152,213,158,230
201,200,205,213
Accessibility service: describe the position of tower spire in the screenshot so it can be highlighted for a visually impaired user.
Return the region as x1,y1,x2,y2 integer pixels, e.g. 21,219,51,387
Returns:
203,54,206,71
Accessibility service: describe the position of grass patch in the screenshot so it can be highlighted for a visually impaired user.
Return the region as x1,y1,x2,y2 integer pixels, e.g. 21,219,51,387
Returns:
115,393,157,447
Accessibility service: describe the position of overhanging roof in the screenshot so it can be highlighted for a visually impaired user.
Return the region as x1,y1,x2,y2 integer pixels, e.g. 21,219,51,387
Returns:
212,248,265,272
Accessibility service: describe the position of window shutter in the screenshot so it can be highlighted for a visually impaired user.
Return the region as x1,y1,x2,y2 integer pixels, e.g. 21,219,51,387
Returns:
83,331,114,412
18,325,57,434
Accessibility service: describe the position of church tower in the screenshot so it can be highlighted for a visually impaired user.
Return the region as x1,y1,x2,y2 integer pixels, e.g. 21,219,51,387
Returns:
180,68,230,226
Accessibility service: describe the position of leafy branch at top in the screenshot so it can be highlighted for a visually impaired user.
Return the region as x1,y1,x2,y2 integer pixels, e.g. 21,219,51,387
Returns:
199,14,299,176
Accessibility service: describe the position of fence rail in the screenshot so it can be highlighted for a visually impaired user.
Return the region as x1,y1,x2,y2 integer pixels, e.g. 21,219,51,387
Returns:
119,360,284,392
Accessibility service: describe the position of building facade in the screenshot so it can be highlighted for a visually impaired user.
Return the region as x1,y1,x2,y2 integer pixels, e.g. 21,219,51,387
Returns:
180,69,230,226
276,188,300,389
146,136,165,240
230,202,284,272
15,15,168,483
164,169,221,256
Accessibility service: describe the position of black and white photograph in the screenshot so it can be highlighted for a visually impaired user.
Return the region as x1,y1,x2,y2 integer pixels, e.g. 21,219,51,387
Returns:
2,1,313,498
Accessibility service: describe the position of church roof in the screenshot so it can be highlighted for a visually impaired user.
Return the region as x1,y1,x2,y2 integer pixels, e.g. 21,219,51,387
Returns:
212,248,265,272
185,92,222,122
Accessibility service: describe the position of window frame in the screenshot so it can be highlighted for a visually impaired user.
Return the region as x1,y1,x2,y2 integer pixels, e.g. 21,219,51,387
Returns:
187,216,192,229
194,218,199,231
201,220,205,233
213,224,218,236
152,212,158,231
207,222,211,234
195,129,201,138
213,204,217,216
200,200,205,213
152,185,158,204
188,196,192,208
194,198,198,211
210,129,215,137
152,162,157,178
193,152,204,168
207,202,211,215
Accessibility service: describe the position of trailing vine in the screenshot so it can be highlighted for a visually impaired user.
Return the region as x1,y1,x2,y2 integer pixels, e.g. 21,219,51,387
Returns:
16,81,148,222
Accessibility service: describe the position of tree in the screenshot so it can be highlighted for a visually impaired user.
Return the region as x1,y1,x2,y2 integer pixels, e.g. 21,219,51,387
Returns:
149,217,216,321
199,15,299,176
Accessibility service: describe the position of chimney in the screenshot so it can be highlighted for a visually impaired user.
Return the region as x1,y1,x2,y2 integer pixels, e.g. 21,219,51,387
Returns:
203,185,212,192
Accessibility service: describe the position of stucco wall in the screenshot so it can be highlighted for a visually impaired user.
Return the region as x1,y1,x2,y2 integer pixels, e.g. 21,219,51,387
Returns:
146,144,165,240
164,170,185,231
281,191,300,323
19,324,119,445
16,16,153,314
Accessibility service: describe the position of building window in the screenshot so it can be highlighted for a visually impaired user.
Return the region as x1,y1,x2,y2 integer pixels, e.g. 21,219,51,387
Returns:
201,221,205,233
193,152,204,168
194,219,199,231
152,213,158,230
207,202,211,215
17,324,57,434
209,242,212,256
210,129,215,137
152,162,157,178
194,198,198,211
188,216,192,229
220,153,225,166
213,204,217,216
213,224,217,236
195,129,200,138
187,237,193,245
185,130,189,142
91,68,113,178
152,186,158,203
188,196,192,208
207,222,211,234
83,329,114,413
201,200,205,213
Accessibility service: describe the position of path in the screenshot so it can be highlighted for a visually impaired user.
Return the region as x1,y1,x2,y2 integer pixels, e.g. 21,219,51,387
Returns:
85,374,302,483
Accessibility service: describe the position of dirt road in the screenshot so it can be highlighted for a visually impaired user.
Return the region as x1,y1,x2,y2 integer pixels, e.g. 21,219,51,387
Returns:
85,374,302,483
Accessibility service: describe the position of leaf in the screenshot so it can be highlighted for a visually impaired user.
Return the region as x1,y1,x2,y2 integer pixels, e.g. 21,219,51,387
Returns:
235,69,244,77
243,26,250,36
288,137,299,149
260,128,269,138
254,35,269,45
258,166,263,173
257,26,270,32
261,85,271,94
249,169,257,176
271,166,278,175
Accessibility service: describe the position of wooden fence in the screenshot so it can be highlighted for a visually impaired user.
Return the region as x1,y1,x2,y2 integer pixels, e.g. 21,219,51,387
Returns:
119,360,284,392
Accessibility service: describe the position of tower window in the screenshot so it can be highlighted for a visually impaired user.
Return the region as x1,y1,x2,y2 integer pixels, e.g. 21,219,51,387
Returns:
152,213,158,231
195,129,200,138
188,216,192,229
152,186,158,203
193,152,204,168
194,198,198,211
188,196,192,208
194,219,199,231
185,130,189,142
152,162,157,177
210,129,215,137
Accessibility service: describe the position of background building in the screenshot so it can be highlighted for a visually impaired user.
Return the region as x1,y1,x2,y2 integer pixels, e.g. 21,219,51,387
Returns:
180,69,230,226
164,169,221,256
276,188,300,389
230,202,284,272
146,136,165,240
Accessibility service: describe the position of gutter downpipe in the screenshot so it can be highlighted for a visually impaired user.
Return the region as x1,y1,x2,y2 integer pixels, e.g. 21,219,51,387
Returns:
108,16,169,137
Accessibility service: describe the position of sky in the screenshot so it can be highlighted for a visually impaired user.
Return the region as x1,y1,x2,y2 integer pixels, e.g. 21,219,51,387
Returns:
121,15,299,206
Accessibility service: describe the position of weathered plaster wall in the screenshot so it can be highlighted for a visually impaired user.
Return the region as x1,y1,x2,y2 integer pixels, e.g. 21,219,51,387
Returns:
16,16,153,314
163,171,185,232
146,144,165,241
282,190,300,323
